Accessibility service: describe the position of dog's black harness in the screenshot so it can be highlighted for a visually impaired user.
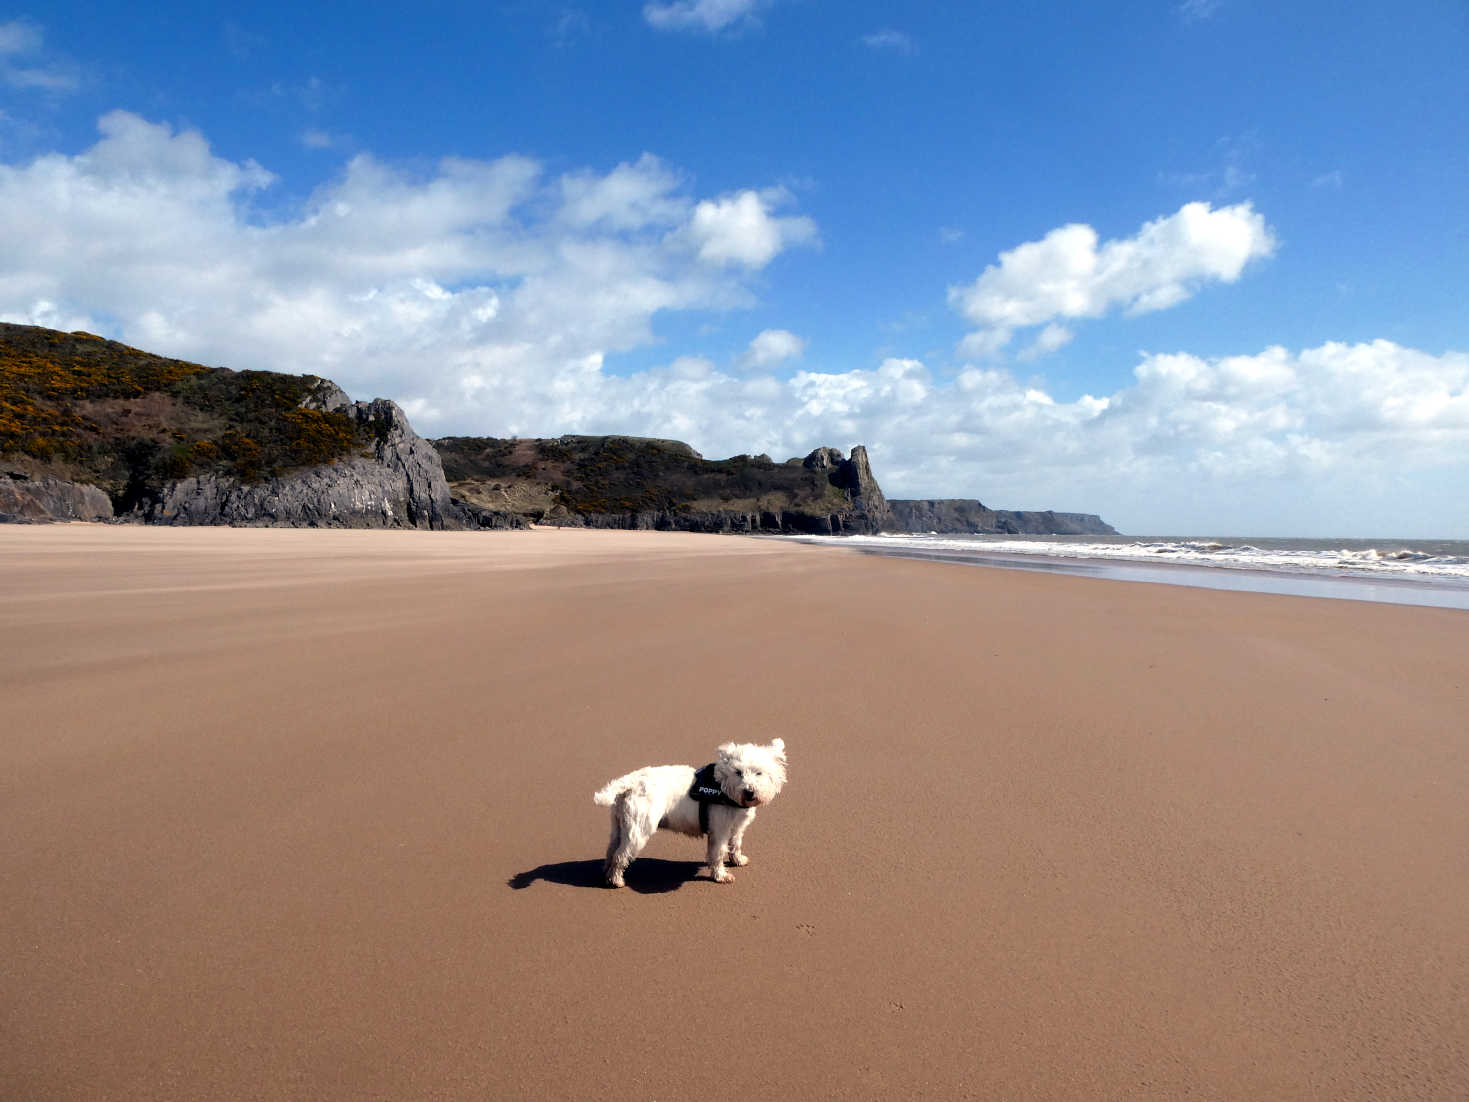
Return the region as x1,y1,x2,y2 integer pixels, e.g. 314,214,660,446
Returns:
690,763,742,835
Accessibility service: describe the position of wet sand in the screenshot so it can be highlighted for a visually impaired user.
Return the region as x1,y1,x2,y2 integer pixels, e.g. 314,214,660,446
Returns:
2,525,1466,1100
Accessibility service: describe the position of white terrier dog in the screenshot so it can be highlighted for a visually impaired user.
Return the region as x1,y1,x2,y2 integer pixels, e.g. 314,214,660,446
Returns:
593,739,788,888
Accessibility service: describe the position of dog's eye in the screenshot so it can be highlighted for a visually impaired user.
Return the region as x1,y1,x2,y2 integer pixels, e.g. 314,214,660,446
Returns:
735,769,744,777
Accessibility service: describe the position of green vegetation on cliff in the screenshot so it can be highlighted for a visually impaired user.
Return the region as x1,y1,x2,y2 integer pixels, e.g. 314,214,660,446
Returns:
0,324,371,509
435,434,861,527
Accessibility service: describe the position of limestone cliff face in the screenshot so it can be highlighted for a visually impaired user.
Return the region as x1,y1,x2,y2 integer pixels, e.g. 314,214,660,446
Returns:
134,396,465,529
0,474,114,523
886,499,1116,536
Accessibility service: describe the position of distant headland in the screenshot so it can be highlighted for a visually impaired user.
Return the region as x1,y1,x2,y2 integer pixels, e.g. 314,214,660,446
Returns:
0,323,1114,535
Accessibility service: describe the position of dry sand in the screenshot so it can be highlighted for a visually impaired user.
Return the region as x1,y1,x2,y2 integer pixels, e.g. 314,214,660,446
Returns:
2,525,1466,1100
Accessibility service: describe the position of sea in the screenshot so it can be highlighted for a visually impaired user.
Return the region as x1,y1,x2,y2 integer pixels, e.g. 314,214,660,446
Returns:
782,533,1469,611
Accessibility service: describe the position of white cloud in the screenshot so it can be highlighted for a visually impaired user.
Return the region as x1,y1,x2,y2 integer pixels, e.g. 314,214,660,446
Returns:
538,339,1465,536
0,110,812,432
779,341,1467,534
3,113,1466,535
1017,323,1074,361
950,201,1275,357
743,328,805,368
862,29,917,55
957,327,1013,360
0,18,77,92
300,129,335,149
643,0,762,33
558,153,687,230
685,188,817,267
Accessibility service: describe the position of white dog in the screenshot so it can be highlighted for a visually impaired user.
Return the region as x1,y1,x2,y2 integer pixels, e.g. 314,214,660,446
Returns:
593,739,788,888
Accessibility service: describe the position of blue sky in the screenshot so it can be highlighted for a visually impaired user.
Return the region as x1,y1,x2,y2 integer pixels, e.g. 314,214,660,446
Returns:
2,1,1466,535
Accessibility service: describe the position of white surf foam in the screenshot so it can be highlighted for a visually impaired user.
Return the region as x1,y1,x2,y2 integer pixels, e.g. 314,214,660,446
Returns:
799,534,1469,581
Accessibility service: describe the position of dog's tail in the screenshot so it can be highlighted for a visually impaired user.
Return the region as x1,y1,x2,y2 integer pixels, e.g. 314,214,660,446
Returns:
592,775,633,806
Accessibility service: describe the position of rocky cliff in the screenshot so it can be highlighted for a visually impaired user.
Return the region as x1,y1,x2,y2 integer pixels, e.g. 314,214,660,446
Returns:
887,498,1116,535
0,472,114,523
132,398,469,529
0,323,479,529
801,445,891,532
434,435,891,534
1,324,1113,535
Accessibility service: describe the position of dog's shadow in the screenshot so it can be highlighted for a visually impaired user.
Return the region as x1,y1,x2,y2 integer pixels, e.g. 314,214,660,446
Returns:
508,858,704,894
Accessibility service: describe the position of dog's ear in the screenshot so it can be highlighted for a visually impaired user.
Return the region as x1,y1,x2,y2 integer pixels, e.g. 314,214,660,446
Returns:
716,742,737,762
770,737,786,762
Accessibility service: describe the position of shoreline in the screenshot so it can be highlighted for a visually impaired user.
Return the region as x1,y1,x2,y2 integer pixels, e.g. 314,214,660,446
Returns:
835,542,1469,610
11,520,1469,609
3,526,1467,1099
13,519,1469,610
772,533,1469,610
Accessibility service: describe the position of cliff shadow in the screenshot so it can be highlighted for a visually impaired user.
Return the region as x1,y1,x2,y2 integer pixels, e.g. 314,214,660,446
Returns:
507,857,704,894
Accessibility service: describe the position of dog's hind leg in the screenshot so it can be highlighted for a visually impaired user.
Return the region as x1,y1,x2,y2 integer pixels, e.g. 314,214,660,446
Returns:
603,794,652,889
603,807,625,883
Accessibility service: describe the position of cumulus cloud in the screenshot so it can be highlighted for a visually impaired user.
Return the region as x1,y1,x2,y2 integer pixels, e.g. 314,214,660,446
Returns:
4,112,1465,535
0,111,813,430
528,339,1465,535
779,340,1469,533
743,328,805,368
685,188,817,267
558,153,687,230
643,0,763,34
949,201,1275,358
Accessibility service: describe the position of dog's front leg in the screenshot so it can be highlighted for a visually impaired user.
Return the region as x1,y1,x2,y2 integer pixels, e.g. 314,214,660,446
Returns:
727,809,754,866
705,815,735,883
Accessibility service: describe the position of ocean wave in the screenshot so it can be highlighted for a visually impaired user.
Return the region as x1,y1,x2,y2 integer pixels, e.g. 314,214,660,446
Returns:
799,534,1469,581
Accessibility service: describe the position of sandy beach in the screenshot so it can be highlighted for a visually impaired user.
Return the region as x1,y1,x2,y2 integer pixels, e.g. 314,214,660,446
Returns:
2,525,1466,1100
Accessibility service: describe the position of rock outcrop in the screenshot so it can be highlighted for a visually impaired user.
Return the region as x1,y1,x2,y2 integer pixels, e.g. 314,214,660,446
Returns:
434,436,890,535
434,434,1118,536
800,445,891,532
134,397,465,529
886,499,1116,535
0,473,114,523
1,323,481,530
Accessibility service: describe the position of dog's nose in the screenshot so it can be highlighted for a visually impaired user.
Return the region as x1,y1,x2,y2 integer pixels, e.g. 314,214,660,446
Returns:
742,788,756,803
